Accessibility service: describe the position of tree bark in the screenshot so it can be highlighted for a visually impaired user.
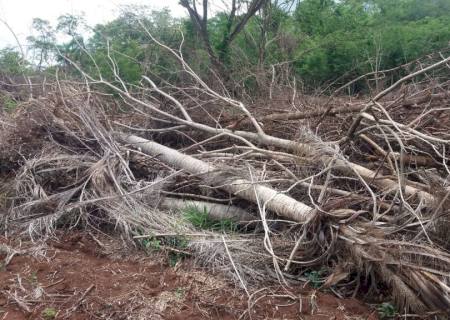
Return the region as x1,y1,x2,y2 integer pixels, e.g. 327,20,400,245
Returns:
160,198,256,223
117,133,314,223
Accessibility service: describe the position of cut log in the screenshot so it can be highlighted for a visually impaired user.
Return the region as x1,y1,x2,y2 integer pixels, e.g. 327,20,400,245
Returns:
332,159,435,205
94,54,447,207
180,122,436,205
160,198,256,223
118,133,314,223
233,130,436,205
120,128,435,206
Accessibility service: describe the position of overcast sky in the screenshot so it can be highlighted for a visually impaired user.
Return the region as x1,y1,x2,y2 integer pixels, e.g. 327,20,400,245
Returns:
0,0,187,49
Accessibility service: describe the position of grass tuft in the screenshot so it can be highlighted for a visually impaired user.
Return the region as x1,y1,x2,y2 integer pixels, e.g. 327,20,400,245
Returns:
42,307,57,320
183,205,237,232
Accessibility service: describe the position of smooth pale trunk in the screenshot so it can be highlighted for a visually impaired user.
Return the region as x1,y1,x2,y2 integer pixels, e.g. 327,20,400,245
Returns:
233,130,435,205
160,198,256,223
118,134,314,223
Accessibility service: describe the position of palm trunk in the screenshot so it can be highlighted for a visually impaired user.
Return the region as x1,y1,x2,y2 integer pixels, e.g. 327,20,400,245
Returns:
160,198,256,223
117,133,314,223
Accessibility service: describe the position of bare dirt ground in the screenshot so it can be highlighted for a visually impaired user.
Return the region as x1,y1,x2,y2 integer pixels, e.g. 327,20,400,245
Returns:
0,231,378,320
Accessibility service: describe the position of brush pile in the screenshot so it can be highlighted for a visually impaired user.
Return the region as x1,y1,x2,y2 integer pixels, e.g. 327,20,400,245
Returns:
1,50,450,318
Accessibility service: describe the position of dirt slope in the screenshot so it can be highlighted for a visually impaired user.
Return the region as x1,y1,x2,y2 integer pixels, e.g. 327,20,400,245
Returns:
0,232,377,320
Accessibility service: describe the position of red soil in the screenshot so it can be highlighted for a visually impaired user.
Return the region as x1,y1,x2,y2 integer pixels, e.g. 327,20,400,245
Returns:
0,232,378,320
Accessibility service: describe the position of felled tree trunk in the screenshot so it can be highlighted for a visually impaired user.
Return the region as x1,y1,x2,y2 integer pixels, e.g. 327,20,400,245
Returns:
117,133,314,223
231,129,435,205
161,198,256,223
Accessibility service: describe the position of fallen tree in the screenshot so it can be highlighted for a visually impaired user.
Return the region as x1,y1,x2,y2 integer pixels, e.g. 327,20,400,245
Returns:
1,33,450,318
59,34,442,207
118,133,314,223
160,198,255,223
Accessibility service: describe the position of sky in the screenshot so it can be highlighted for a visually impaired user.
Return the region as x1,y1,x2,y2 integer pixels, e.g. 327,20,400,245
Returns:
0,0,187,49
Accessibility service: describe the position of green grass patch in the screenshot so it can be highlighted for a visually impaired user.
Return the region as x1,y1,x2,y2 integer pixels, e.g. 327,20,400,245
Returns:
137,229,189,267
142,237,161,251
42,307,57,319
182,205,237,232
1,95,17,113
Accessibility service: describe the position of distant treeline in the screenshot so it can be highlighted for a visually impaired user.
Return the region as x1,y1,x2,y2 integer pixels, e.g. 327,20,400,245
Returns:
1,0,450,92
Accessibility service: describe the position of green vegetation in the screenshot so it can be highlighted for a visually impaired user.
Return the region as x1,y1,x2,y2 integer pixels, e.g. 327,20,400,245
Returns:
139,231,189,267
142,236,161,251
290,0,450,86
165,235,189,250
1,95,17,113
0,48,28,74
41,307,57,320
183,205,237,232
305,268,327,288
377,302,396,318
1,1,448,93
174,287,186,299
165,236,189,267
29,271,38,285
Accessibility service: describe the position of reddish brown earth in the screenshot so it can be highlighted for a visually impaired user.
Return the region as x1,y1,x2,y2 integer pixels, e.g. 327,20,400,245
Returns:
0,232,378,320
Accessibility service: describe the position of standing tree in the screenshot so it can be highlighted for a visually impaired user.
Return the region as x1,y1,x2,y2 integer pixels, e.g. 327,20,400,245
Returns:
26,18,56,71
179,0,267,77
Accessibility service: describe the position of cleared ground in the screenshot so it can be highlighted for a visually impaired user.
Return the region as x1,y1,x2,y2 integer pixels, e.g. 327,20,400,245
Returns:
0,231,377,320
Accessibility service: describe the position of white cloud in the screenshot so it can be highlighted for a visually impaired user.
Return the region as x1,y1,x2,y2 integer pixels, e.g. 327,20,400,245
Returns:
0,0,186,49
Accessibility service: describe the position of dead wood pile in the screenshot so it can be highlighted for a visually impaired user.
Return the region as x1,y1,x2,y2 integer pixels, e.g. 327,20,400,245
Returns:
1,52,450,318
